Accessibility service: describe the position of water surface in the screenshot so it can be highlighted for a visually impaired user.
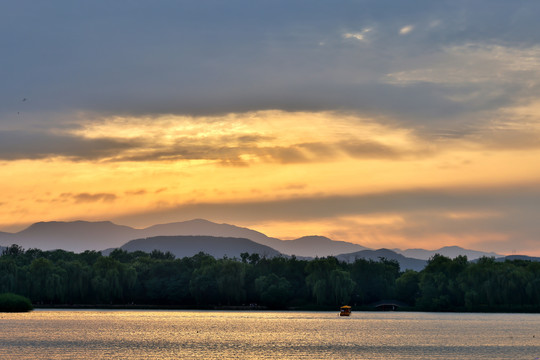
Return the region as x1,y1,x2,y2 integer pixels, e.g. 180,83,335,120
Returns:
1,310,539,359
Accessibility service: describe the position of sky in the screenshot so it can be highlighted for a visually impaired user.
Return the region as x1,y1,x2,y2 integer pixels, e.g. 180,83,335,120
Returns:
2,0,540,255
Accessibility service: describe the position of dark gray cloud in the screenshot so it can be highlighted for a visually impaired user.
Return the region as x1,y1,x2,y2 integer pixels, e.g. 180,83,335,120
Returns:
111,138,405,164
480,130,540,151
2,0,540,131
0,127,409,163
338,139,403,159
125,189,147,196
60,192,117,204
0,130,139,161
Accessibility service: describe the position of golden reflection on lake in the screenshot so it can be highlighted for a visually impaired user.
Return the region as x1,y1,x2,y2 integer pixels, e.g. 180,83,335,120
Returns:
1,310,540,359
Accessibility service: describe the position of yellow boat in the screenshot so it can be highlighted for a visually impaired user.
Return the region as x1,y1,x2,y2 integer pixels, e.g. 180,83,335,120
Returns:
339,305,351,316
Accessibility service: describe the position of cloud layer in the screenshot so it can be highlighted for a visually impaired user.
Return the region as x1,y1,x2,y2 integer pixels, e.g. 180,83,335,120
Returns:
2,1,540,255
3,1,540,122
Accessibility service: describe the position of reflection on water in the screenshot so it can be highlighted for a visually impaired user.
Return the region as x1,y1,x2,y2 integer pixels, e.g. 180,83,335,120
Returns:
1,310,540,359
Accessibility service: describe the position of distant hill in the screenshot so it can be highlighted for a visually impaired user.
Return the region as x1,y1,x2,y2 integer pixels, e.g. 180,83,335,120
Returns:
395,246,500,261
138,219,366,257
496,255,540,262
139,219,287,252
0,218,366,257
0,221,139,252
0,233,14,248
336,248,427,271
280,236,366,257
0,218,506,262
119,235,281,259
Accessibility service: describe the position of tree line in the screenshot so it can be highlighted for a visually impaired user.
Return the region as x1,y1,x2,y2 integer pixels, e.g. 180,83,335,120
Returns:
1,244,540,312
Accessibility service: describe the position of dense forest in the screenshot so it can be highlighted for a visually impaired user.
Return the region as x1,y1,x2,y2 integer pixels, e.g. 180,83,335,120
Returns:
2,244,540,312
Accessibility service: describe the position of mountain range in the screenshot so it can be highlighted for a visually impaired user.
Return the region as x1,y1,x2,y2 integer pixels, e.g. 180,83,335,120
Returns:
336,249,428,272
393,246,499,261
0,218,508,271
119,235,281,260
0,219,369,256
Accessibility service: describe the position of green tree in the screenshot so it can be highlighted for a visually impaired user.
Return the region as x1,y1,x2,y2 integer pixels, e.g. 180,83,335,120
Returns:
92,256,136,303
395,270,419,305
216,260,246,305
28,258,66,303
0,293,33,312
0,258,18,294
189,259,219,305
417,254,467,311
329,268,355,305
1,244,25,257
305,257,343,306
58,260,92,303
255,273,292,308
350,258,400,305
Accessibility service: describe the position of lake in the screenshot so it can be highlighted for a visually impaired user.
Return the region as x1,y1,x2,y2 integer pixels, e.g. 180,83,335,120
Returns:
1,310,540,359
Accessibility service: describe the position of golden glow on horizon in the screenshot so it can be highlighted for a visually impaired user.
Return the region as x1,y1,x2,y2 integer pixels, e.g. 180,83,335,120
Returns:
444,211,502,220
72,111,418,154
2,109,540,254
248,216,516,255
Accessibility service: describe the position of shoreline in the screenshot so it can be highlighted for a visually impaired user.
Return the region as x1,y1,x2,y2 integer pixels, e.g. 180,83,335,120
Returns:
31,304,540,314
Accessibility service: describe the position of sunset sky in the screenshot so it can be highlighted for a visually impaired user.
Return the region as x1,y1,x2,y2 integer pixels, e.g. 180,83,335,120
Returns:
2,1,540,255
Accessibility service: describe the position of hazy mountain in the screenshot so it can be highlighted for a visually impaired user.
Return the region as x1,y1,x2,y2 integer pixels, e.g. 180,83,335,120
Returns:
0,219,364,256
120,235,281,259
336,248,428,271
0,218,504,261
0,231,28,249
0,232,14,246
140,218,286,250
395,246,500,261
496,255,540,262
280,236,367,257
0,221,139,252
140,219,366,257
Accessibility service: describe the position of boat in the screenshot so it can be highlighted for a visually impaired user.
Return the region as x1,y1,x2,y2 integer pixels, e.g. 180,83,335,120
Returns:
339,305,351,316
